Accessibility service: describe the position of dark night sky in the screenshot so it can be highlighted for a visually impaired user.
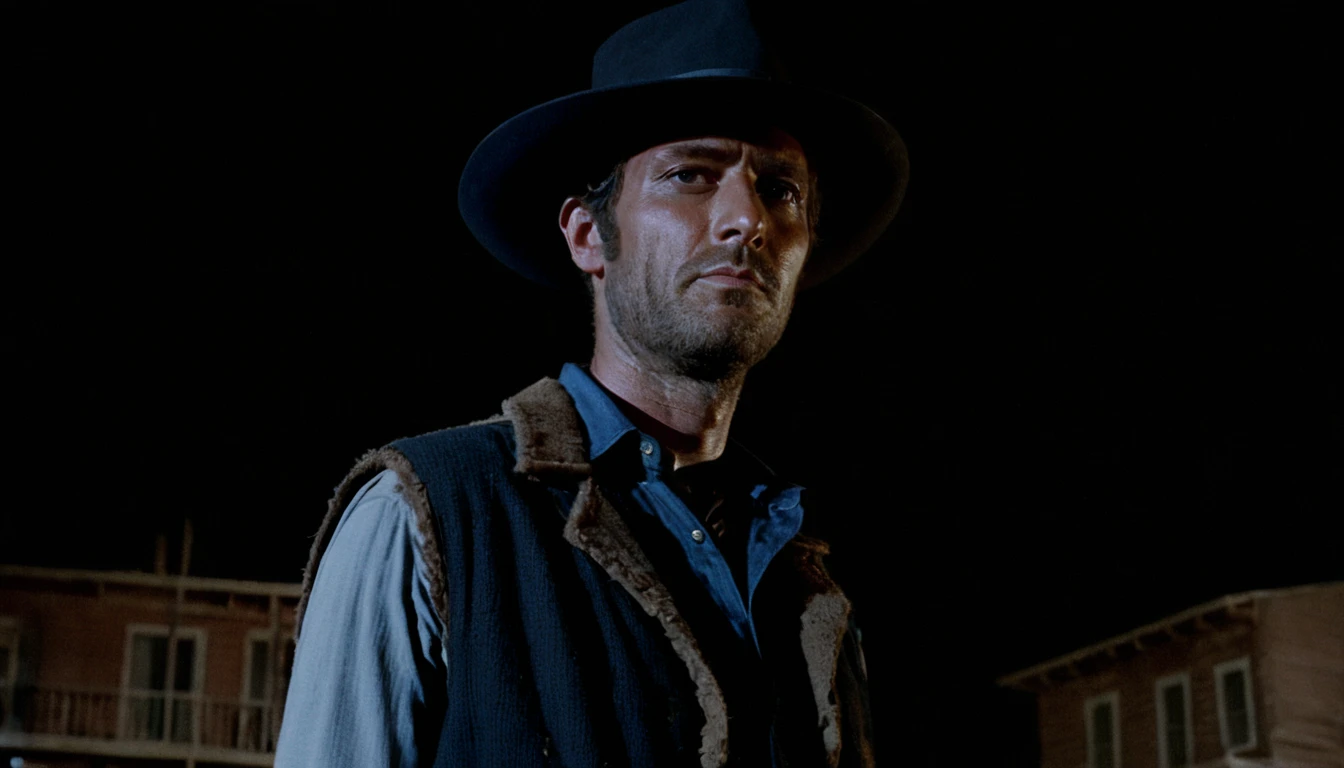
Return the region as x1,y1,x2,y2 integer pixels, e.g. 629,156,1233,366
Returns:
3,1,1340,764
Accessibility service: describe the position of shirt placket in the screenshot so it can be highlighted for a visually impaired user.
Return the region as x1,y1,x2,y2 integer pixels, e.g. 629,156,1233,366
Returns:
631,435,761,651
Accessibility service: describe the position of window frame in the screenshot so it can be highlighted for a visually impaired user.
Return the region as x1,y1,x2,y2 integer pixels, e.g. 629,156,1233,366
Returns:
1213,656,1258,752
240,628,296,703
242,629,273,705
118,623,208,742
1084,690,1122,768
238,628,295,751
1154,671,1195,768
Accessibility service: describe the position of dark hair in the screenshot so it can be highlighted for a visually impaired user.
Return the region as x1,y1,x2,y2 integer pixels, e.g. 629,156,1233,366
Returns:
581,161,627,258
576,162,626,298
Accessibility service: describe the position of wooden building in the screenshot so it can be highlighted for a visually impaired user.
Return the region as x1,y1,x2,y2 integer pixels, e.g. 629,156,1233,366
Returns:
0,564,300,768
999,582,1344,768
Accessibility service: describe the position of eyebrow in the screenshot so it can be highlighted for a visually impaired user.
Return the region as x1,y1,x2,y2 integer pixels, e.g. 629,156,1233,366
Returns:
656,142,740,166
757,155,810,183
656,142,809,181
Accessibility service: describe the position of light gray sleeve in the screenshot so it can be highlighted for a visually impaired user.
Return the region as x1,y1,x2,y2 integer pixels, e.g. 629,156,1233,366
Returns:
274,469,447,767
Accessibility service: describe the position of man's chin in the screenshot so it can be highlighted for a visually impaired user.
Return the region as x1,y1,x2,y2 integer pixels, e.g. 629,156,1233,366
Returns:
675,317,788,376
686,286,777,319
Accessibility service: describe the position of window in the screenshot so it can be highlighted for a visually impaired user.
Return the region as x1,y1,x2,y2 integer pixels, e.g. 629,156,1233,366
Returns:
1085,691,1121,768
1213,656,1257,752
120,625,206,742
1155,672,1194,768
238,629,294,751
1,617,19,729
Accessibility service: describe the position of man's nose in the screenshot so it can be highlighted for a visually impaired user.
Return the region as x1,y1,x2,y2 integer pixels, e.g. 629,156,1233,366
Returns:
713,171,766,251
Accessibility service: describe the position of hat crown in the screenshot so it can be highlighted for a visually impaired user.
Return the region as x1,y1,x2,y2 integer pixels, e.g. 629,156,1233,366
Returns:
592,0,789,89
458,0,907,290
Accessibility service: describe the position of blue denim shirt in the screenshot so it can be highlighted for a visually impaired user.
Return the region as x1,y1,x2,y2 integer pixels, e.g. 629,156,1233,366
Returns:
275,365,805,766
559,363,805,651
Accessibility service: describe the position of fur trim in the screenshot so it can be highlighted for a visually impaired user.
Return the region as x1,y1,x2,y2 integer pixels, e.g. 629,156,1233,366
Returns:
295,447,448,641
784,537,853,767
563,477,730,768
502,378,591,478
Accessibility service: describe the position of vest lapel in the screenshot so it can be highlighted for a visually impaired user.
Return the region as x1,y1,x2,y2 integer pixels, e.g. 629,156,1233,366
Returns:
779,537,855,767
564,477,730,768
502,378,592,479
504,378,730,768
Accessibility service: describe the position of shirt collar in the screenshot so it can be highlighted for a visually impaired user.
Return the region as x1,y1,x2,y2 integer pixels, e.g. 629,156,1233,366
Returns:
557,364,801,500
558,362,639,462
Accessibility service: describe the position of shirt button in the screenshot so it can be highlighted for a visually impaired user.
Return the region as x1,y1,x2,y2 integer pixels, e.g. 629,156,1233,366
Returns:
690,529,705,543
640,440,654,455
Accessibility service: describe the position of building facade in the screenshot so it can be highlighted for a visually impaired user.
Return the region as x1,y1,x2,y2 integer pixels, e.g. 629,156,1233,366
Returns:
999,583,1344,768
0,565,300,768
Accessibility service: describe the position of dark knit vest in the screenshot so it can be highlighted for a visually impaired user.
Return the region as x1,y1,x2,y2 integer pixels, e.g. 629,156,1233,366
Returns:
296,378,875,767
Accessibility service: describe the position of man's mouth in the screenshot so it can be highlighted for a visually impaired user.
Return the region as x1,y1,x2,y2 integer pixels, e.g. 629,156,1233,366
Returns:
696,266,764,290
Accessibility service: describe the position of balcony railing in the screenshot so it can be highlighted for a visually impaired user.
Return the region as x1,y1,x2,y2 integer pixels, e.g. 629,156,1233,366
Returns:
0,684,280,763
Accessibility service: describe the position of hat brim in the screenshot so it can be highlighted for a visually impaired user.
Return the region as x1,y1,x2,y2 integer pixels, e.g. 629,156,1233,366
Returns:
458,76,908,290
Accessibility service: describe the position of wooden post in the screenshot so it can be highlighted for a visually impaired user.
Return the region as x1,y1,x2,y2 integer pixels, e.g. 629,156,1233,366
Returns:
155,533,168,576
267,593,281,751
180,518,193,578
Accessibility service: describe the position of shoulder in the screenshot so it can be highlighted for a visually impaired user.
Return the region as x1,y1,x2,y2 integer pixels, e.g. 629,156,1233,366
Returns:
311,469,419,584
393,377,590,482
339,467,408,518
298,376,585,634
296,419,517,636
278,469,447,766
391,417,518,476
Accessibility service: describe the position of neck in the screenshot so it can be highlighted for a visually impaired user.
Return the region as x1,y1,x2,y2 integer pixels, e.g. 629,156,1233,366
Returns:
589,346,746,470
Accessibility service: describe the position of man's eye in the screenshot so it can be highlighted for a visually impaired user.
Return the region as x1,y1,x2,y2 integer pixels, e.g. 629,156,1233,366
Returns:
759,179,800,202
671,169,711,184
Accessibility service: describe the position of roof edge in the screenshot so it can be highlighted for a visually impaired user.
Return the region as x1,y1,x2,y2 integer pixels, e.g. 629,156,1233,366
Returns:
0,563,303,599
996,581,1344,690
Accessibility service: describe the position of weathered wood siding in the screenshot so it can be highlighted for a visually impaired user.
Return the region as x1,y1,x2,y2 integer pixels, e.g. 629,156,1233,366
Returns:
1257,584,1344,768
1037,623,1256,768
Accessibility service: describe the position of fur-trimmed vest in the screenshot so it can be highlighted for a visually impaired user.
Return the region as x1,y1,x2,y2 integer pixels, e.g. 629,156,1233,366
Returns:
296,378,875,767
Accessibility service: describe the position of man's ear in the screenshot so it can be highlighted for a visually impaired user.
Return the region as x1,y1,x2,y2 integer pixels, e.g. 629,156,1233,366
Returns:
559,197,605,279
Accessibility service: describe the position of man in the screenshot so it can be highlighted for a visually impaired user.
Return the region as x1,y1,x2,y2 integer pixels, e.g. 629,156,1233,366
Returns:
276,1,906,766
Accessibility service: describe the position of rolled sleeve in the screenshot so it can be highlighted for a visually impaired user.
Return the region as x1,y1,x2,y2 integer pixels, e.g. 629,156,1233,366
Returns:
275,469,447,767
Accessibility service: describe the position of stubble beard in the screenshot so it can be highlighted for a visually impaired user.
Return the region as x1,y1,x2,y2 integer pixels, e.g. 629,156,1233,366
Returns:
604,243,797,383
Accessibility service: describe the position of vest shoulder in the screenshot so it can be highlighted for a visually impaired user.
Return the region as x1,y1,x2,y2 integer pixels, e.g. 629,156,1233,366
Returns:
390,417,517,469
393,416,511,446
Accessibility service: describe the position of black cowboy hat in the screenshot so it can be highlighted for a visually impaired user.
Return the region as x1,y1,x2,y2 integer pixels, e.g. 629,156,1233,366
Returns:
457,0,908,290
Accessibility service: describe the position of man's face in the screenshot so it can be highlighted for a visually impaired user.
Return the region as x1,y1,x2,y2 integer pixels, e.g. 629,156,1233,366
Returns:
599,130,813,379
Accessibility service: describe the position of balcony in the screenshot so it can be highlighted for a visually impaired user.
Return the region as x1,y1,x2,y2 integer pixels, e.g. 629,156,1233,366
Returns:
0,685,279,766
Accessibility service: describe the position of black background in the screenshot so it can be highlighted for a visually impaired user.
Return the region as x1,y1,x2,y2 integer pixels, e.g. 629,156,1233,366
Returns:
4,1,1340,764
